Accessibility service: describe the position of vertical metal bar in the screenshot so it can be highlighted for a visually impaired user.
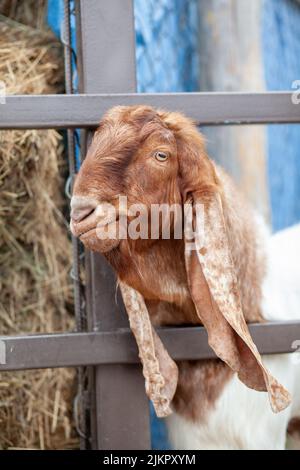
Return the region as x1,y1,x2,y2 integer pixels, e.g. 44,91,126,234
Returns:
63,0,88,449
76,0,150,450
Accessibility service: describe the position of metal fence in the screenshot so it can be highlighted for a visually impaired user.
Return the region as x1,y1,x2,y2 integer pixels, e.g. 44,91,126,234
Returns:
0,0,300,450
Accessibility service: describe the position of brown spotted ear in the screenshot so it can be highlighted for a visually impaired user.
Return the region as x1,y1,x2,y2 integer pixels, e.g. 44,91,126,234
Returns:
166,113,291,413
184,191,291,412
119,281,178,417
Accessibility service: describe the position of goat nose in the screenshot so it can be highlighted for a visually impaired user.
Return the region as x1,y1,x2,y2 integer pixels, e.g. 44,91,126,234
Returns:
70,196,98,222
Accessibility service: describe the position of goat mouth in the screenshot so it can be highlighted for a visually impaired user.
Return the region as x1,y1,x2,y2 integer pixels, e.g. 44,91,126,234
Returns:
78,227,97,239
69,220,95,238
71,215,120,238
79,220,121,244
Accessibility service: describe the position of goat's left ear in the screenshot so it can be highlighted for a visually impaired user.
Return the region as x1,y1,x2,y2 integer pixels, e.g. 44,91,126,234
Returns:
177,128,291,413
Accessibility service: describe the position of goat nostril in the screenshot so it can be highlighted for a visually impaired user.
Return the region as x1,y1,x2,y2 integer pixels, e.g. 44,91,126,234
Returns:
70,196,98,223
71,206,94,222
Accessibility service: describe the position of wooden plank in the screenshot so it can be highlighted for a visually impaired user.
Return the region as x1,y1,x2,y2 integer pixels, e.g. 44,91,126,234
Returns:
0,92,299,129
77,0,151,450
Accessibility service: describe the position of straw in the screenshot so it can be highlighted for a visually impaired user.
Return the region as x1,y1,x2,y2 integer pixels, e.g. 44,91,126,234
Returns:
0,9,79,450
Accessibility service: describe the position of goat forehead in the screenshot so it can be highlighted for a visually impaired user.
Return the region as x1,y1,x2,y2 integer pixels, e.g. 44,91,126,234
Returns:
91,123,173,163
103,105,158,125
93,123,137,153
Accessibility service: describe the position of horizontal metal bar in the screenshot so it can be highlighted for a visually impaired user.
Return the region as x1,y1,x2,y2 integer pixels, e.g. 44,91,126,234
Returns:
0,92,299,129
0,321,299,371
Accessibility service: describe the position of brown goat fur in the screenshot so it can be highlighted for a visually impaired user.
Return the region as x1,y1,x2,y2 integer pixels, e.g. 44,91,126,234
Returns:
71,105,290,420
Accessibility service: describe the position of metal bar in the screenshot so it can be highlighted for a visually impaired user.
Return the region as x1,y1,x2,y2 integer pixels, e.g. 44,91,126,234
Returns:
74,0,95,448
77,0,150,450
63,0,88,449
78,1,137,94
0,92,299,129
1,321,300,371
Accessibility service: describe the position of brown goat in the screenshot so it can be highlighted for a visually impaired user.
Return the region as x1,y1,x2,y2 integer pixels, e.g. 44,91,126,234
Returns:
70,106,291,431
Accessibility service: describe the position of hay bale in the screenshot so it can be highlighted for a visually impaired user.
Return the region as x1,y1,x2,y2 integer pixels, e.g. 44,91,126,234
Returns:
0,16,78,449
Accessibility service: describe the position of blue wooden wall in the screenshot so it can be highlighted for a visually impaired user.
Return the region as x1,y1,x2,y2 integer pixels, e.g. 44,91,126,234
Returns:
134,0,199,93
263,0,300,232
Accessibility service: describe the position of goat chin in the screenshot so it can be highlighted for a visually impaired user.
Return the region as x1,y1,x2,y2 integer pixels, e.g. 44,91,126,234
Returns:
166,222,300,450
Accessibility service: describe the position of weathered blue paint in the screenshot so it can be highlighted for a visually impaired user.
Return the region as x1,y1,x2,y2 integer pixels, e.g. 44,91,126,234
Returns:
47,0,64,38
262,0,300,231
134,0,199,93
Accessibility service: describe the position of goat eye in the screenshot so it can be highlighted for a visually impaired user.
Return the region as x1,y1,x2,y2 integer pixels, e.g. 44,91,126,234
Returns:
154,151,168,162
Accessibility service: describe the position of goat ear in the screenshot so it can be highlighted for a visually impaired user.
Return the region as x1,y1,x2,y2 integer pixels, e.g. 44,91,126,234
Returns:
177,131,291,413
119,281,178,417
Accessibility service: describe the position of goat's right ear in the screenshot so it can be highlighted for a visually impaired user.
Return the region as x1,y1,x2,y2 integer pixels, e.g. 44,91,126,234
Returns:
119,281,178,418
173,123,291,413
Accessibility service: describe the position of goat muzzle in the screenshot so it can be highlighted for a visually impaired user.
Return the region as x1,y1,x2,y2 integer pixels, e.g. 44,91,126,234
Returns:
70,196,121,253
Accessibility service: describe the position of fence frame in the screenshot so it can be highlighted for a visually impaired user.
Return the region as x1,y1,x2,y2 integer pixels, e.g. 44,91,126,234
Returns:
1,92,299,128
0,0,300,450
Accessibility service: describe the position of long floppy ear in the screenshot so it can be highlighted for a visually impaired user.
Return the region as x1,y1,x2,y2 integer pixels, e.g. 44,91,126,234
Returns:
119,281,178,417
168,115,291,413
